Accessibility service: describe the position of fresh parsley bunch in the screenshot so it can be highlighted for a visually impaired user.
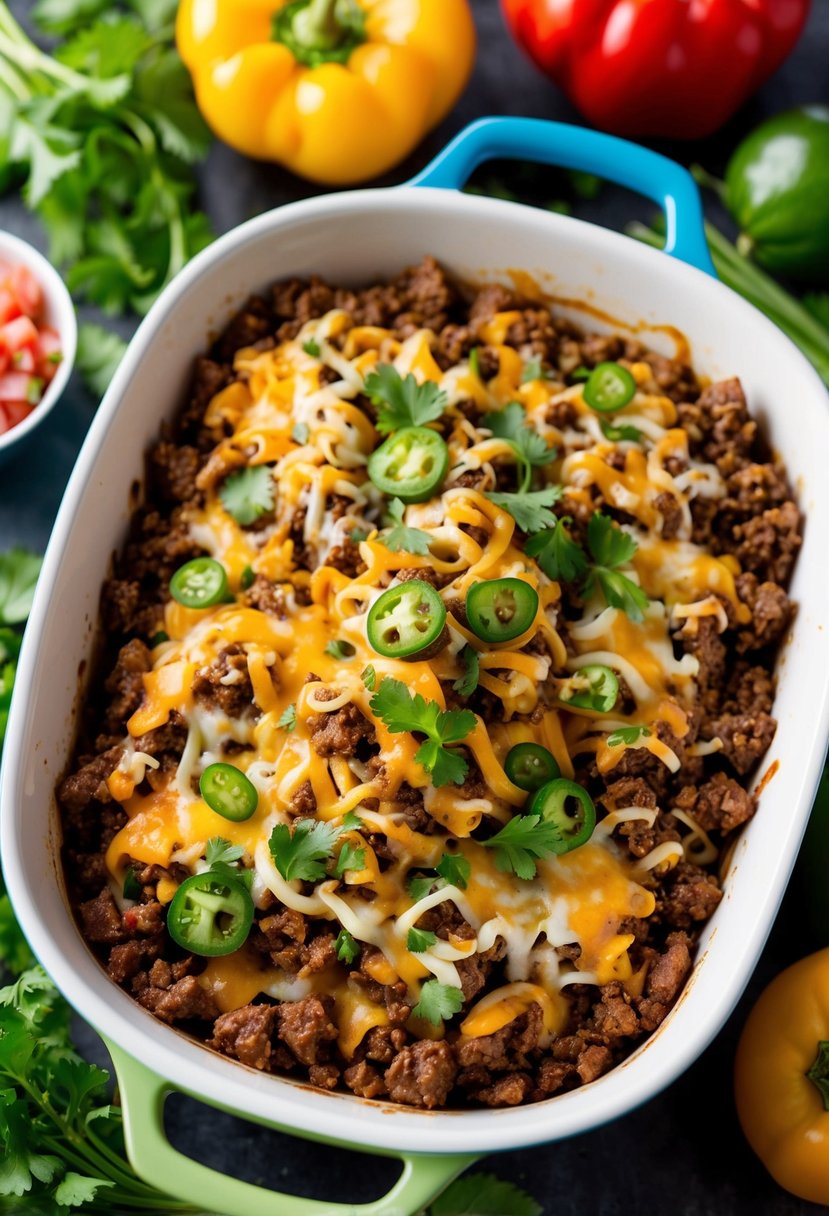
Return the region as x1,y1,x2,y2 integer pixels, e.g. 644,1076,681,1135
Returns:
0,0,213,316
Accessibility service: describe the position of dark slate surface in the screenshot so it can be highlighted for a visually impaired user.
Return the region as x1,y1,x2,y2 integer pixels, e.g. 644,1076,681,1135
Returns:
2,0,829,1211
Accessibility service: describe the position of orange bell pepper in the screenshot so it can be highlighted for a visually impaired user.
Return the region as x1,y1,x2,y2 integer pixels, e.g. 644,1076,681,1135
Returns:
176,0,476,185
735,947,829,1204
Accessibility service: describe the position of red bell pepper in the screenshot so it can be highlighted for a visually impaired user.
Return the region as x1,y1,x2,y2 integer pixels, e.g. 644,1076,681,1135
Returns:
500,0,811,140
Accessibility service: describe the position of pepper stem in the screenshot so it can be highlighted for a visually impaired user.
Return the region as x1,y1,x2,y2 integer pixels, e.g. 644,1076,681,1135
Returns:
272,0,366,67
292,0,343,52
807,1040,829,1110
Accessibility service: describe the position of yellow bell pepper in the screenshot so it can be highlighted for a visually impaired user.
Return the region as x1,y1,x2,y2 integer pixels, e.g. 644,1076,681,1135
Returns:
176,0,476,185
735,947,829,1205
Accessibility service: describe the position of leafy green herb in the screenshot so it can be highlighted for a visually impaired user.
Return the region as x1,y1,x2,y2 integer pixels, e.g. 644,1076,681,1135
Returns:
521,357,549,384
148,629,169,647
436,852,471,890
584,513,649,622
76,322,128,398
364,364,448,434
240,564,255,591
468,346,481,379
0,549,41,625
408,874,436,902
219,466,274,526
122,865,142,901
0,658,15,753
379,497,431,555
482,401,556,493
361,664,376,691
601,419,642,443
277,704,297,732
25,376,44,405
524,516,588,583
205,837,245,869
607,725,652,747
341,810,363,831
452,645,479,698
431,1173,542,1216
407,927,438,953
335,928,360,964
570,366,591,382
485,486,563,533
350,527,369,543
369,678,476,787
269,818,351,883
334,840,365,878
0,4,213,317
302,339,321,357
412,979,464,1026
325,639,356,661
292,421,310,444
482,814,563,880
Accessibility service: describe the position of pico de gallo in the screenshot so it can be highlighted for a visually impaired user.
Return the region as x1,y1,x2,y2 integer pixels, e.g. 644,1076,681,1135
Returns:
0,260,62,436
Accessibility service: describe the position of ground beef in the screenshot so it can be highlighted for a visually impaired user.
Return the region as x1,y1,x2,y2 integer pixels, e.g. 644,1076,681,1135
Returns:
277,995,338,1066
706,711,777,775
384,1040,457,1109
210,1004,279,1070
192,644,258,718
242,575,288,618
148,440,202,505
658,862,723,928
138,975,218,1024
79,890,125,944
734,573,792,653
102,640,151,734
674,773,755,834
59,747,123,814
308,695,375,757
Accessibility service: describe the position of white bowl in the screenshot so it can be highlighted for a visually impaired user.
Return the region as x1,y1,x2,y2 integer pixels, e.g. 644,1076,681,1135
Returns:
0,229,76,462
3,121,829,1215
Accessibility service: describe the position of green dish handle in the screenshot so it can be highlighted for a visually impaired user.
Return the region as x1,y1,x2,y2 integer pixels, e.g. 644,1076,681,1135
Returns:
106,1040,479,1216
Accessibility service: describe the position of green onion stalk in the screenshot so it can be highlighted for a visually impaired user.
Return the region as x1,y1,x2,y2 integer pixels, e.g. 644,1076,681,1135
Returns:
627,219,829,388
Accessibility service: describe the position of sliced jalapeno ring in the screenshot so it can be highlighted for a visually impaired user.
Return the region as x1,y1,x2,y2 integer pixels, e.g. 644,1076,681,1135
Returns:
170,557,229,609
529,778,596,855
583,362,636,414
200,762,259,822
505,742,561,792
367,579,446,659
559,664,619,714
167,871,254,957
367,426,449,503
466,578,539,644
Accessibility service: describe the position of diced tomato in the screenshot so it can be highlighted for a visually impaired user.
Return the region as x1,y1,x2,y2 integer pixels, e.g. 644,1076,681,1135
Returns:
0,401,33,434
0,288,22,326
7,265,42,320
35,326,62,382
1,315,39,355
0,372,35,400
11,348,34,373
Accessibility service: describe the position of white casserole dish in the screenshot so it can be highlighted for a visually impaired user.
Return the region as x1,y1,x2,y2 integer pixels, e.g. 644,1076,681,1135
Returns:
4,117,829,1216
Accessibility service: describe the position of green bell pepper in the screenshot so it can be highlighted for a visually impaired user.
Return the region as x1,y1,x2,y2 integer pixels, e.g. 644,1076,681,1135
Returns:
725,106,829,282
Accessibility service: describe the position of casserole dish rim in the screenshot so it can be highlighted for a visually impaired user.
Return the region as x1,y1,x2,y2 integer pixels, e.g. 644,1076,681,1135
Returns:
3,179,829,1163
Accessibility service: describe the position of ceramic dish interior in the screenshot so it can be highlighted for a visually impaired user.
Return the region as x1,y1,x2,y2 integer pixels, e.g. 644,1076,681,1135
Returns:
3,120,829,1216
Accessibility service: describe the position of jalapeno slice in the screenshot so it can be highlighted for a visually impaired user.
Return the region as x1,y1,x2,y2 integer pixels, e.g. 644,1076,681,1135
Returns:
367,426,449,503
167,871,254,957
466,578,539,644
559,664,619,714
583,362,636,414
529,778,596,854
505,742,561,792
367,579,446,658
170,557,229,609
200,762,258,822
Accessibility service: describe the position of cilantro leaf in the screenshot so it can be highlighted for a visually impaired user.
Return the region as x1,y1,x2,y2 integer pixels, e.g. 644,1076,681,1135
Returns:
205,837,244,868
583,513,649,622
269,818,349,883
364,364,448,434
412,980,464,1026
453,646,479,698
486,486,563,533
277,704,297,732
335,928,360,964
607,725,652,747
369,678,475,787
524,516,588,584
408,874,436,902
436,852,471,890
219,466,275,526
334,840,365,878
341,810,363,830
54,1172,115,1205
431,1174,542,1216
482,814,563,880
468,346,481,379
303,338,321,356
76,322,127,398
379,497,431,555
0,550,41,625
587,512,638,568
483,402,556,492
570,366,591,382
601,419,642,443
325,639,356,660
350,527,369,543
361,664,376,691
521,357,550,384
407,927,438,953
240,564,254,590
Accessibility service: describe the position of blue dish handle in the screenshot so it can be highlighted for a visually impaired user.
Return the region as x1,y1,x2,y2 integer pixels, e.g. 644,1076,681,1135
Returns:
409,117,716,278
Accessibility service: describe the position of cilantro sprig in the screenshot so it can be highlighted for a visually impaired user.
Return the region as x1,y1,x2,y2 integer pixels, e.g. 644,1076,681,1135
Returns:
369,678,476,787
607,725,652,747
452,646,479,698
219,466,275,526
524,515,587,583
407,852,471,902
407,927,437,953
412,980,464,1026
482,814,564,880
485,486,563,533
584,513,650,622
379,497,431,555
482,402,556,493
277,704,297,732
269,814,363,883
0,549,42,625
363,364,448,434
335,927,360,964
